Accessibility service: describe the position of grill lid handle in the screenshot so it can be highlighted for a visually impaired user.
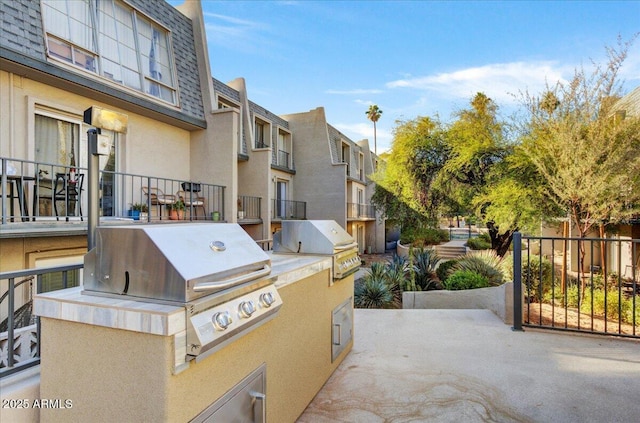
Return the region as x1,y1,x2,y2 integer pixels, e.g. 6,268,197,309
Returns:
192,265,272,292
334,241,358,251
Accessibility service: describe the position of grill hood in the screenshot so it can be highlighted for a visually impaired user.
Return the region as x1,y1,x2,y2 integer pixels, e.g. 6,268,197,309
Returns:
83,223,271,304
273,220,357,255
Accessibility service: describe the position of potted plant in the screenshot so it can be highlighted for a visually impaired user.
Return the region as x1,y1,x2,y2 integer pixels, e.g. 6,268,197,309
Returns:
237,198,244,220
128,203,148,221
169,199,185,220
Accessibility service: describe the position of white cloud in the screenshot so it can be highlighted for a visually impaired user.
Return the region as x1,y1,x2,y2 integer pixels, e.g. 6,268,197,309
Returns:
203,12,271,52
387,61,571,104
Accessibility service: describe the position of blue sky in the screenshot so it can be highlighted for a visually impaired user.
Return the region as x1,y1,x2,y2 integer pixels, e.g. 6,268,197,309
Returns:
170,0,640,153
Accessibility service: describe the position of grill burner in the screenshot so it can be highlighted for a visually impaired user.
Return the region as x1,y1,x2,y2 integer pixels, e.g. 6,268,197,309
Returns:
82,223,282,360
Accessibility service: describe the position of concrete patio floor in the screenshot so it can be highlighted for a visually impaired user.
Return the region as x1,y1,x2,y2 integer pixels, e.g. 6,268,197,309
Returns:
297,309,640,422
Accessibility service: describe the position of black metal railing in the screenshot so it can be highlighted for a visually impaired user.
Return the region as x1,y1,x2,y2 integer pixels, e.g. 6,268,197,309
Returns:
275,150,292,170
272,199,306,220
1,157,226,224
347,202,375,219
238,195,261,221
512,232,639,339
0,263,83,378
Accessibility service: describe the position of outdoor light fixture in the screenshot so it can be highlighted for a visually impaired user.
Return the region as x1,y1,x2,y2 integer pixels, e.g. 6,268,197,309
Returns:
83,106,129,250
83,106,128,133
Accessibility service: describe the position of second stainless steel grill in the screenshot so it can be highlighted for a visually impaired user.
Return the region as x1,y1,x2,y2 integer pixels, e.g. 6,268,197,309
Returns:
273,220,361,280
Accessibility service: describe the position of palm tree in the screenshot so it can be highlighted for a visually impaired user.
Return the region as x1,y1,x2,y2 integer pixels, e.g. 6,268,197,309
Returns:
365,104,383,157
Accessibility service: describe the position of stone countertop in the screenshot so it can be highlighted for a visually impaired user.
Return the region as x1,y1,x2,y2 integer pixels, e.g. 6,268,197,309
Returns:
33,253,332,337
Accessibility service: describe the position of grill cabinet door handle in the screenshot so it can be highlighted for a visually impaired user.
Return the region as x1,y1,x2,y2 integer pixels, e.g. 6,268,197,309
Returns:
250,391,266,423
192,265,271,292
333,323,341,345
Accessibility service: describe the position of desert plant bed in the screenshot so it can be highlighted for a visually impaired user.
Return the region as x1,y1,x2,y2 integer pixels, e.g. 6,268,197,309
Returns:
525,302,639,336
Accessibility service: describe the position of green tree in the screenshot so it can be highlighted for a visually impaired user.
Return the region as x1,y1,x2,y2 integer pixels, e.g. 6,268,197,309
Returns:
519,36,640,281
366,104,383,157
442,92,518,256
371,116,448,228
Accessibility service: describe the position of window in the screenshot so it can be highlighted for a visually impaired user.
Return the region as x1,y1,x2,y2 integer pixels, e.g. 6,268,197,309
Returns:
34,110,118,217
276,180,287,219
35,255,83,293
358,152,364,180
341,143,350,175
276,129,292,169
35,114,81,171
255,119,268,148
41,0,177,104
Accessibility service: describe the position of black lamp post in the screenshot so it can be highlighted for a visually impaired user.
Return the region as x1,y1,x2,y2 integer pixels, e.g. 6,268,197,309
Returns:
83,106,128,250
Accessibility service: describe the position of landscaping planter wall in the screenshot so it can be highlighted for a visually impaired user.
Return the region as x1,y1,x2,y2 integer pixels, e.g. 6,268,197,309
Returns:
402,282,514,325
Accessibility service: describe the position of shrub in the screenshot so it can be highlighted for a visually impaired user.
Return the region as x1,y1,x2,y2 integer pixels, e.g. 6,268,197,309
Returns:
444,270,489,290
453,250,506,287
354,277,397,309
355,262,402,308
409,247,441,291
400,226,449,246
436,259,458,282
520,255,554,302
466,236,491,250
386,254,410,276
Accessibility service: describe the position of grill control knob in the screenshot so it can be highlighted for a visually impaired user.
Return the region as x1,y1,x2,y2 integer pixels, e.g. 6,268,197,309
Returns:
259,292,276,308
238,300,256,318
212,311,232,331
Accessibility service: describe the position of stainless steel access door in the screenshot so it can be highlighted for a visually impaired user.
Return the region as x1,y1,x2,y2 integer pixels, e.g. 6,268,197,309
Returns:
190,364,266,423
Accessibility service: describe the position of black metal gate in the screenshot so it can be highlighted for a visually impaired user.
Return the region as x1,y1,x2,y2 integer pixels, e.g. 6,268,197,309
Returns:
512,232,639,339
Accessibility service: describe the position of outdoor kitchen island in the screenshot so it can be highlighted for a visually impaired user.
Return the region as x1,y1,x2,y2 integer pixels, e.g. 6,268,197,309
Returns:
33,248,355,422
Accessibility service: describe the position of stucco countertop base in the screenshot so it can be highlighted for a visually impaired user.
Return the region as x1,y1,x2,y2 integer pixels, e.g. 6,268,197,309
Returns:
34,252,352,423
33,252,332,337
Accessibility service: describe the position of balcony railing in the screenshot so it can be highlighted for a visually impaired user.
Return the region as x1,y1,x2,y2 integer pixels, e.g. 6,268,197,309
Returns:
1,157,226,224
274,150,294,171
347,202,376,219
1,263,83,378
238,195,261,221
272,199,306,220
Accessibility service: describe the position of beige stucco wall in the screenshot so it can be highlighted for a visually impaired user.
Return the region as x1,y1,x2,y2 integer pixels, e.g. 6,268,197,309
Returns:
403,282,514,325
283,108,347,226
0,236,87,272
0,70,192,181
38,270,353,422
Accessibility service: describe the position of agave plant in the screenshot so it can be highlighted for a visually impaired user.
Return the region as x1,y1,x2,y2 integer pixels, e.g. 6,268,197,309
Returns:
452,250,506,286
355,274,399,309
409,247,441,291
386,253,409,275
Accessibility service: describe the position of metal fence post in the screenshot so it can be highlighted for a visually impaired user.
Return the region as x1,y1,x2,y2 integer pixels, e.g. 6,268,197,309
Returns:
512,231,523,331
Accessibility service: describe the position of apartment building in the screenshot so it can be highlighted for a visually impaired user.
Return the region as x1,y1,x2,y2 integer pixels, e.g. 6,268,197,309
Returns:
283,107,385,254
213,79,385,252
213,77,300,244
0,0,238,273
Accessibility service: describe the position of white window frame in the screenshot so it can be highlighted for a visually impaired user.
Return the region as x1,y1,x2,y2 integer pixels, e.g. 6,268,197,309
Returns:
40,0,179,105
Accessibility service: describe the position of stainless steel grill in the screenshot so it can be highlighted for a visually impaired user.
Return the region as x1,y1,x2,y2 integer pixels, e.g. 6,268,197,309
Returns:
83,223,282,360
273,220,361,280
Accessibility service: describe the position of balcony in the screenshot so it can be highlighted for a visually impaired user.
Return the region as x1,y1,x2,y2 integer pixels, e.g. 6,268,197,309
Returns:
272,199,306,220
1,263,82,378
237,195,262,223
1,157,226,228
272,150,295,173
347,202,376,220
